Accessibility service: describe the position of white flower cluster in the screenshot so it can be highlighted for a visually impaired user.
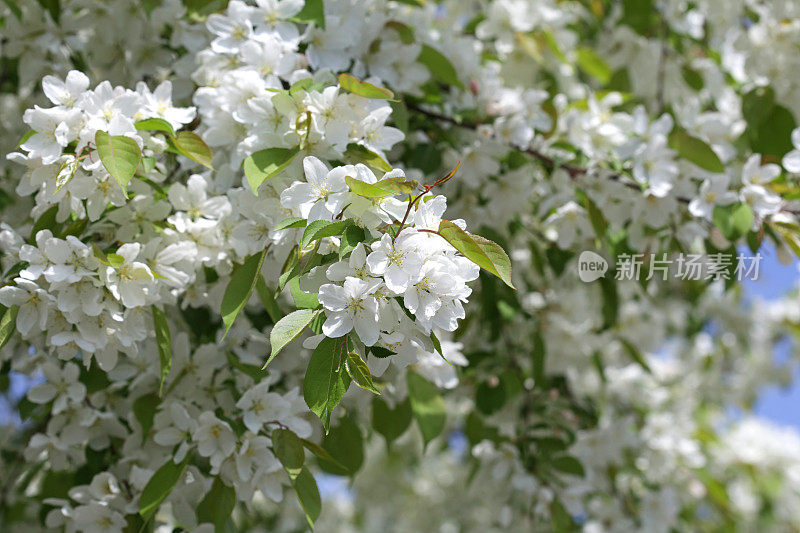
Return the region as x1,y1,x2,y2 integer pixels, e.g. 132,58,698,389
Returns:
278,156,478,361
193,0,404,176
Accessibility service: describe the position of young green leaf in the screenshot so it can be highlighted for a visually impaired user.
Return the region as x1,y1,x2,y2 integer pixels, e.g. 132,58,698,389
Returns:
0,305,19,350
132,393,160,440
94,131,141,194
139,456,190,520
417,44,464,89
151,306,172,396
551,455,586,477
385,20,415,43
303,336,351,433
344,175,395,198
345,351,381,395
712,203,754,242
338,73,396,101
289,277,320,309
221,249,267,339
197,477,236,529
290,0,325,28
173,131,214,169
406,371,446,447
344,143,393,172
272,428,305,480
300,219,351,249
18,129,36,147
437,220,515,288
134,117,176,138
371,397,412,446
345,175,418,198
292,466,321,529
668,131,724,173
274,216,307,230
266,308,321,368
575,46,612,85
339,225,367,259
243,146,299,195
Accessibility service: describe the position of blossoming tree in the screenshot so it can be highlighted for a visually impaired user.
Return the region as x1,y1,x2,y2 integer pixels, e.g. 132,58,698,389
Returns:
3,0,800,531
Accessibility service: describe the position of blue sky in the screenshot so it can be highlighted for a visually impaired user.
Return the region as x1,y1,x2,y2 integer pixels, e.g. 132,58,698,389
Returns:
744,244,800,428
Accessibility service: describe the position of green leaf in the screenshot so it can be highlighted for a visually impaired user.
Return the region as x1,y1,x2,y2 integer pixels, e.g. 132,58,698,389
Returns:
35,0,59,23
2,0,22,21
345,175,395,198
289,277,320,309
29,205,60,244
139,456,189,520
621,0,656,35
598,275,618,331
0,305,19,351
94,131,141,194
344,143,393,172
292,466,321,529
221,249,267,339
339,225,366,259
741,86,796,160
266,308,321,367
668,131,724,173
551,455,586,477
274,216,307,230
417,44,464,89
226,351,269,382
184,0,229,18
197,477,236,530
303,336,351,433
406,371,446,447
437,220,515,288
575,46,612,85
173,131,214,169
254,276,283,323
681,65,704,91
142,0,161,16
243,147,299,195
141,156,157,173
132,393,160,440
338,73,396,101
290,0,324,28
300,219,351,249
152,307,172,396
345,175,418,199
135,117,176,138
549,499,576,532
712,203,753,242
345,351,380,395
475,379,505,415
371,397,412,446
300,438,349,472
750,105,796,160
272,428,305,479
318,414,364,476
619,338,652,373
18,129,35,147
385,20,415,43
